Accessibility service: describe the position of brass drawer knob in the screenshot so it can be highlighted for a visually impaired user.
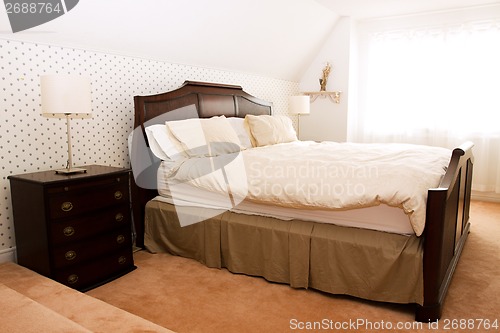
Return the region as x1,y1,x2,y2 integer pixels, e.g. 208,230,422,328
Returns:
65,250,77,261
114,191,123,200
118,256,127,265
115,213,124,222
63,226,75,237
116,235,125,244
61,202,73,212
67,274,79,284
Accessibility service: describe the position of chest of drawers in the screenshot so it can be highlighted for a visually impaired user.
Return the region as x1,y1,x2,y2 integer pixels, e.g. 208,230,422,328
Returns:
8,165,136,291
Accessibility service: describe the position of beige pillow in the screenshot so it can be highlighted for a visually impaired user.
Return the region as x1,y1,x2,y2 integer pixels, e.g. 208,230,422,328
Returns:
245,114,298,147
166,115,242,157
227,117,253,149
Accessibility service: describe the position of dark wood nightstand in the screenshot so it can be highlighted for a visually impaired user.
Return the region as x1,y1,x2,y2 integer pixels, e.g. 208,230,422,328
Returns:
8,165,136,291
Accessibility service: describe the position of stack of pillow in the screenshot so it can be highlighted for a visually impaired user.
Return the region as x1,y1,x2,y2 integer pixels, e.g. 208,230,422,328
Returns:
145,114,297,161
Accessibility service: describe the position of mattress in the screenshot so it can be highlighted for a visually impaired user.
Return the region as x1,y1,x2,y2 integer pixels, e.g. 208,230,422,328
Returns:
156,162,415,235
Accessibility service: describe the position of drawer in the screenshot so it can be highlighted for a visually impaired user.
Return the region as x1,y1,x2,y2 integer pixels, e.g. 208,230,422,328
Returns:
50,205,130,244
51,228,132,269
47,173,129,196
48,182,129,219
54,248,135,291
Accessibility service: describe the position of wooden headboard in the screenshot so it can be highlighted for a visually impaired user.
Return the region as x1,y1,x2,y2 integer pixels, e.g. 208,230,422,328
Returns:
134,81,272,128
131,81,273,248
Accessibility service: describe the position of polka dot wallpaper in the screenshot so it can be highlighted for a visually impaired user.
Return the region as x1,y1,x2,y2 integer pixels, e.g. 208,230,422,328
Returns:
0,38,300,257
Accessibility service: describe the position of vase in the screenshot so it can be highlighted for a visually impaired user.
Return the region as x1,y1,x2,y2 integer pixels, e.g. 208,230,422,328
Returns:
319,79,326,91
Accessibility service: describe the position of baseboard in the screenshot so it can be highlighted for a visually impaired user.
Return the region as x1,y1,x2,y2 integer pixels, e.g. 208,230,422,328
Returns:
472,191,500,203
0,248,17,264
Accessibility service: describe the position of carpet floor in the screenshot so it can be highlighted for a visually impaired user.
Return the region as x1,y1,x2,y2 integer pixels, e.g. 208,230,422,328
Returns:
87,200,500,333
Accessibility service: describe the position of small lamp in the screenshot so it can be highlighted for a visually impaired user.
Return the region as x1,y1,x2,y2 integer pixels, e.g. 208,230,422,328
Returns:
289,95,310,139
41,74,92,174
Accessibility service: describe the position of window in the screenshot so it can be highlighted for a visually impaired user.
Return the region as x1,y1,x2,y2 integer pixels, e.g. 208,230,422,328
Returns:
354,6,500,193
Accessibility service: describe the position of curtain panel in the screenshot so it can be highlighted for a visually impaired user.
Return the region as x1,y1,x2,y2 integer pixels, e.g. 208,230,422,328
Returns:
353,5,500,194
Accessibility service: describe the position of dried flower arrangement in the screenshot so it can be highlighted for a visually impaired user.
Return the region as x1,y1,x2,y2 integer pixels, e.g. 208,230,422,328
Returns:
319,62,331,91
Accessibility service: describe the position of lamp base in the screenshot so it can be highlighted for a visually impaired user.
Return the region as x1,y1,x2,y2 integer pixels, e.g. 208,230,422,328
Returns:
55,167,87,175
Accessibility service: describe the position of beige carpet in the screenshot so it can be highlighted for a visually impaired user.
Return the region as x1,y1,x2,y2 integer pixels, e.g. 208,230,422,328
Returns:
0,262,174,333
87,201,500,333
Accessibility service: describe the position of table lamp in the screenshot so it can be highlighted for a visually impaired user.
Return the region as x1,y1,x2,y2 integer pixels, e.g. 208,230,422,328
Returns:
41,74,92,174
289,95,310,139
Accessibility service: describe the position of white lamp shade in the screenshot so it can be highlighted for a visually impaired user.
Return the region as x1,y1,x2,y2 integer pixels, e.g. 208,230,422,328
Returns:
289,95,310,115
41,75,92,118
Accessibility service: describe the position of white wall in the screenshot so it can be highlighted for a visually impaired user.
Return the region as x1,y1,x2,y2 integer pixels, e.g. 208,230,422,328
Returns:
298,17,353,142
0,38,300,258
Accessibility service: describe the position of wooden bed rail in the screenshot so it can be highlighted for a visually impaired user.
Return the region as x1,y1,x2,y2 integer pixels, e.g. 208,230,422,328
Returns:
417,141,474,322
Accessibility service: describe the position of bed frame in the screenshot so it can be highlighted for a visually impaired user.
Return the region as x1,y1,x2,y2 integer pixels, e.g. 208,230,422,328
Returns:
131,81,474,322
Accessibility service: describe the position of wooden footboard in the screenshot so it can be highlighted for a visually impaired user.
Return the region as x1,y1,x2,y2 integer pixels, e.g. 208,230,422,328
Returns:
416,142,474,322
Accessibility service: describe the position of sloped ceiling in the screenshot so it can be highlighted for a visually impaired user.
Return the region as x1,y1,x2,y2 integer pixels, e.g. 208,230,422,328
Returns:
0,0,498,81
0,0,339,81
316,0,499,18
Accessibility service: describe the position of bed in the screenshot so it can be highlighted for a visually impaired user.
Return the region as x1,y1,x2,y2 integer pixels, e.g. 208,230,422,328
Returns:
130,81,474,322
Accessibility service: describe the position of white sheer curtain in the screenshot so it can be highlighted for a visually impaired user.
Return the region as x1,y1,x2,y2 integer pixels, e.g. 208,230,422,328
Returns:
353,6,500,194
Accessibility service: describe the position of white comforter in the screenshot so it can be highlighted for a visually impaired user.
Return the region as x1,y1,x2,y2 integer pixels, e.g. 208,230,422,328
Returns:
159,141,451,236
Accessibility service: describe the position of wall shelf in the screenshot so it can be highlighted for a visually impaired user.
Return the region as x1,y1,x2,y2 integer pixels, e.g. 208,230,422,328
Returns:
303,91,341,104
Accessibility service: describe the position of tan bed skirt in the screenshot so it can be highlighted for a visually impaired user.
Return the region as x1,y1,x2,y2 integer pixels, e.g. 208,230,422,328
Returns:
144,199,424,305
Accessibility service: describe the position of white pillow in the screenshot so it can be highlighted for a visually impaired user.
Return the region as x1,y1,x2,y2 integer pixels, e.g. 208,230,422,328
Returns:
166,115,242,157
245,114,297,147
144,124,186,160
227,117,253,149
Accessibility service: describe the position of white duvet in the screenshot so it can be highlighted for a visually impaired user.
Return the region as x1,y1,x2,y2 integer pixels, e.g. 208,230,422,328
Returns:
159,141,451,236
